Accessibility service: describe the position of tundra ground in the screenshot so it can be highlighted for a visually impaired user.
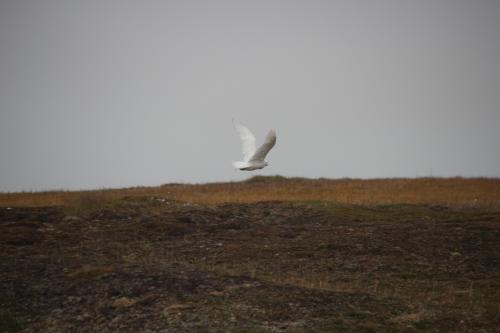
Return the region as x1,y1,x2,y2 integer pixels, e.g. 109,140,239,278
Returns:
1,177,499,332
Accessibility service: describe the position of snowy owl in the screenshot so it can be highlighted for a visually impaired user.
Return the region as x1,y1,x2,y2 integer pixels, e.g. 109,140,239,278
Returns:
232,121,276,171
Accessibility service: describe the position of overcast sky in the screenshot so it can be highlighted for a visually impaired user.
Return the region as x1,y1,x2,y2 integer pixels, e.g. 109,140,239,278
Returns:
1,0,499,191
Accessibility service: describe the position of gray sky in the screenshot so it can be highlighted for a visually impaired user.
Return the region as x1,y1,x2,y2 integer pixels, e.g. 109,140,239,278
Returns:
1,0,499,191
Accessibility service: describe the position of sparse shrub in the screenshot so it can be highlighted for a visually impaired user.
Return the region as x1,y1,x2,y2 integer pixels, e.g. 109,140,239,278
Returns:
63,190,116,216
229,327,271,333
65,265,114,279
0,311,26,333
244,175,290,183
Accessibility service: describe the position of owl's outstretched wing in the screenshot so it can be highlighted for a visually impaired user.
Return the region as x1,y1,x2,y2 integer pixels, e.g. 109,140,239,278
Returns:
249,130,276,162
233,120,257,162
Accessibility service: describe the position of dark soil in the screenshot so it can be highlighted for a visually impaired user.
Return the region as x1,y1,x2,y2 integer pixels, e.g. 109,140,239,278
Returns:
1,199,499,332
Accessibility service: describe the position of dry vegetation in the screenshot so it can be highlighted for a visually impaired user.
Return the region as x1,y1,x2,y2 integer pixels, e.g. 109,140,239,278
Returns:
1,176,500,208
1,176,500,332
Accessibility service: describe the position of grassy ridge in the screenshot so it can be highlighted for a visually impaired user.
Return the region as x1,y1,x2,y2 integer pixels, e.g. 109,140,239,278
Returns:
1,176,499,208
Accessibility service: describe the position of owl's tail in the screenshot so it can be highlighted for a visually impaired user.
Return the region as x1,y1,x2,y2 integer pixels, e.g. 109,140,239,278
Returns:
232,161,249,169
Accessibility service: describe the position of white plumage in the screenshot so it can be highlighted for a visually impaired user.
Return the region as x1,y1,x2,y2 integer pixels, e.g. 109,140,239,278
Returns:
232,120,276,171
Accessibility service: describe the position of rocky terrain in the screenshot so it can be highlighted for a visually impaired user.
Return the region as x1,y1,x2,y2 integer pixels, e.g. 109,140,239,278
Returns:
1,196,500,332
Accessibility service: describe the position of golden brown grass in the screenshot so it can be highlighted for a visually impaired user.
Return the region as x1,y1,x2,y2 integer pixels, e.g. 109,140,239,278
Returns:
1,176,499,208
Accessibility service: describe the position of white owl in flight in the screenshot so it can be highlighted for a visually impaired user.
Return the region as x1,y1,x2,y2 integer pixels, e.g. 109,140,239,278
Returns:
232,120,276,171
